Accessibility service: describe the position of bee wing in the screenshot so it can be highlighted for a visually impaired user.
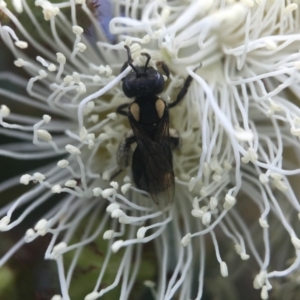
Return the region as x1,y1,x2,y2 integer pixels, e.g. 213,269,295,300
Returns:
129,108,175,206
138,141,175,206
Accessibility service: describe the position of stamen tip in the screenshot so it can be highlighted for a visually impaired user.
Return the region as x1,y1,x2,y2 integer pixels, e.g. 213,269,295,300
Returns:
112,240,124,253
181,233,192,247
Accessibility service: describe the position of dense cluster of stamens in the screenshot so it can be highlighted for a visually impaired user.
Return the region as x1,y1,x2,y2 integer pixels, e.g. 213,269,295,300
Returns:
1,0,300,299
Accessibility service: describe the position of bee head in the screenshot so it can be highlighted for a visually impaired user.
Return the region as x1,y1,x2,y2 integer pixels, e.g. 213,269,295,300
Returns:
122,66,165,98
121,46,165,98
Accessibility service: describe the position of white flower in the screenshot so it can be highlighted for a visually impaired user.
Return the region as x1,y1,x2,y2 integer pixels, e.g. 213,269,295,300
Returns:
1,0,300,299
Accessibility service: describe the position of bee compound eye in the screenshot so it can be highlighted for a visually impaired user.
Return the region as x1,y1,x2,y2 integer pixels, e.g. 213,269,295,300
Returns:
122,78,136,98
154,72,165,94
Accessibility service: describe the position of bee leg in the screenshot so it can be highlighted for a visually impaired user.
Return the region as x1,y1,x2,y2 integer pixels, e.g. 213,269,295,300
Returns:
169,128,181,150
116,103,129,117
156,61,170,78
169,65,201,109
108,131,136,181
117,130,136,170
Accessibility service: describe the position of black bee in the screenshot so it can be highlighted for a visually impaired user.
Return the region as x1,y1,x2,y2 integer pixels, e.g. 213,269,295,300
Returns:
116,45,197,206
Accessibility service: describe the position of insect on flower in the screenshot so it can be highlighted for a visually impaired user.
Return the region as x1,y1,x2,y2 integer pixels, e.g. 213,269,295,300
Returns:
116,45,198,206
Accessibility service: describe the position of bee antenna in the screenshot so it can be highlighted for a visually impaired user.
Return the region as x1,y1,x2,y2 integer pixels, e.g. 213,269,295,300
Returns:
124,45,138,74
141,52,151,73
